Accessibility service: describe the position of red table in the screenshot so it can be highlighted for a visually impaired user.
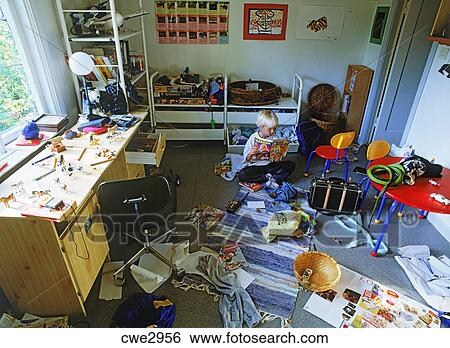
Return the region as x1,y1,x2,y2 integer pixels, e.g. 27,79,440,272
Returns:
368,157,450,256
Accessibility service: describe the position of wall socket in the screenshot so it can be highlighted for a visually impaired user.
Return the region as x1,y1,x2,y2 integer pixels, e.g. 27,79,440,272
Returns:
439,47,449,60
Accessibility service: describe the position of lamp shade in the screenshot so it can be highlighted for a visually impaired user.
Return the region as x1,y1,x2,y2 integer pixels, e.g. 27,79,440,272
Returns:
68,52,95,76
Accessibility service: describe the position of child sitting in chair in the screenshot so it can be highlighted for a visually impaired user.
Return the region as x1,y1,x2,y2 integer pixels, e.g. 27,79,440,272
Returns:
238,110,295,187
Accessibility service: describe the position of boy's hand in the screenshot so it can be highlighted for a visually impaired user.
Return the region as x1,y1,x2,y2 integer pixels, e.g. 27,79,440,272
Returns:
247,146,258,161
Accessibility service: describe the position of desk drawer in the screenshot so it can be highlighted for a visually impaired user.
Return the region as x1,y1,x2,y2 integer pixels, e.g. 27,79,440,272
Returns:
60,192,109,301
125,133,166,167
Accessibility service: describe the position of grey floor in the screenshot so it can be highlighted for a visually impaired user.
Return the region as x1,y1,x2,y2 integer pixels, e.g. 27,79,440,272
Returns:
76,140,449,328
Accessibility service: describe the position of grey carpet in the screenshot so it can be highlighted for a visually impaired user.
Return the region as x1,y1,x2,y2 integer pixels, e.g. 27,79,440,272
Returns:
75,140,449,328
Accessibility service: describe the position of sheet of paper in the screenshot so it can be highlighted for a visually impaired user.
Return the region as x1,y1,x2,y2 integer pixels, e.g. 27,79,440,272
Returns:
247,201,265,209
99,261,124,300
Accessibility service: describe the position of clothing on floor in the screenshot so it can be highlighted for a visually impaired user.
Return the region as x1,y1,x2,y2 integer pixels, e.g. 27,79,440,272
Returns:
265,182,298,202
176,250,261,328
197,254,261,328
395,245,450,312
110,293,175,328
238,161,295,184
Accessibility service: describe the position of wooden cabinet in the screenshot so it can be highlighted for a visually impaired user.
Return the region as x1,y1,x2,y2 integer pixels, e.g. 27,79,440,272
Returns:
59,191,109,302
427,0,450,45
341,65,374,136
0,111,150,316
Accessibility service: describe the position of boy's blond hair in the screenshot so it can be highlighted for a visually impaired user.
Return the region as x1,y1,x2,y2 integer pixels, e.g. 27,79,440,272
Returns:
256,110,279,129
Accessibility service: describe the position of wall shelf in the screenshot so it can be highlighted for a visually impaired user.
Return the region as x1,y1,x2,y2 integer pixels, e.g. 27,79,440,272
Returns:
68,30,142,42
56,0,151,115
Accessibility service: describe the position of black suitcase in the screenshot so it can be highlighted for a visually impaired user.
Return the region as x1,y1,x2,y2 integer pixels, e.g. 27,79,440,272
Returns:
308,177,363,214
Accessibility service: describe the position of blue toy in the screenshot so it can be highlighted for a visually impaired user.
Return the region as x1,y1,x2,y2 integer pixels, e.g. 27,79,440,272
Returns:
22,121,40,140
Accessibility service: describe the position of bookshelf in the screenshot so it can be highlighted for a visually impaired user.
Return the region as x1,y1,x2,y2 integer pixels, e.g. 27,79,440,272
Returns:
55,0,151,113
341,65,374,136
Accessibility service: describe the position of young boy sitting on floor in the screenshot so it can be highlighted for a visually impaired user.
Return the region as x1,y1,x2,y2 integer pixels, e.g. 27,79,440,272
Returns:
238,110,295,187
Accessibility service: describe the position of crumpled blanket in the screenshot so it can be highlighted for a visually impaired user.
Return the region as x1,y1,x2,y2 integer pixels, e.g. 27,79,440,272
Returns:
175,251,261,328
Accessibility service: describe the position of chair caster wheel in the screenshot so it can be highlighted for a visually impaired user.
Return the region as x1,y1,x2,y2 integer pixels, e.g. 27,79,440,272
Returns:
371,251,378,257
304,172,309,177
397,212,403,217
326,170,330,174
374,219,381,224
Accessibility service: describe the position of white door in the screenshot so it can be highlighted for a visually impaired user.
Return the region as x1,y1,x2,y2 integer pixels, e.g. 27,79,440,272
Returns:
371,0,440,144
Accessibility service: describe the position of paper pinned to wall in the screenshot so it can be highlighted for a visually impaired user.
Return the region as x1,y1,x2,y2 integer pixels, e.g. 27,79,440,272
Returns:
296,5,345,40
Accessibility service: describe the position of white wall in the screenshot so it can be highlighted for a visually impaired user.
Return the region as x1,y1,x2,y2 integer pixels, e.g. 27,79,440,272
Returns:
137,0,377,106
405,44,450,242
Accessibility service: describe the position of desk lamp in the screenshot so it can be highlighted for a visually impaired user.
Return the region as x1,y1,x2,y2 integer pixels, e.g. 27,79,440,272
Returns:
68,51,101,121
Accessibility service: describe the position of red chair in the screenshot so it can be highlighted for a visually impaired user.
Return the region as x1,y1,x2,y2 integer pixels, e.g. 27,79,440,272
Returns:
304,131,356,180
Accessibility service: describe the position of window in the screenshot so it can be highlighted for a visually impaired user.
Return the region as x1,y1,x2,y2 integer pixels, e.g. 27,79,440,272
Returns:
0,3,38,141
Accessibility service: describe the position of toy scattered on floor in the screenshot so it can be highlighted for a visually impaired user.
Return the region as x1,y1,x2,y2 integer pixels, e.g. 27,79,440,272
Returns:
185,203,225,230
226,191,249,213
0,193,16,208
50,136,66,153
430,193,450,205
429,179,439,186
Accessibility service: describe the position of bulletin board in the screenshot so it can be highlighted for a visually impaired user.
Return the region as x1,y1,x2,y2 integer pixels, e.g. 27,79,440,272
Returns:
155,1,230,44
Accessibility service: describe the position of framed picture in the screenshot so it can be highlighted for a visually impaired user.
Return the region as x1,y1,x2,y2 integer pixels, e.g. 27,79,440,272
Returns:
243,3,288,40
370,6,390,45
295,5,345,40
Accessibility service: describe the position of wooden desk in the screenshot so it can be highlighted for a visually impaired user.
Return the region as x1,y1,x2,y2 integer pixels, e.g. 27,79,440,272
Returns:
0,109,162,316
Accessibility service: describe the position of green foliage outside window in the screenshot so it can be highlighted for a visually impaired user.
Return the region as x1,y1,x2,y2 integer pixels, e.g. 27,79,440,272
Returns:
0,6,37,133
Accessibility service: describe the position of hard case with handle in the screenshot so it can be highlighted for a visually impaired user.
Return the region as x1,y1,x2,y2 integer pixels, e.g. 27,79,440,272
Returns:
308,177,362,214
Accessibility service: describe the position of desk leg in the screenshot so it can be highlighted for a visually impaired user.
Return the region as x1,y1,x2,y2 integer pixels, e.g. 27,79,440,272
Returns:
371,200,399,257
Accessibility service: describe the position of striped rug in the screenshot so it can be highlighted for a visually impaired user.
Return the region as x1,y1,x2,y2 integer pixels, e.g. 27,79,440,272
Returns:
208,188,314,321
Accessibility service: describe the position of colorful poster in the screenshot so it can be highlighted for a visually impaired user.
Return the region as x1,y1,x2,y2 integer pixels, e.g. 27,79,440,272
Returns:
243,3,288,40
155,0,230,44
303,266,441,328
295,5,345,40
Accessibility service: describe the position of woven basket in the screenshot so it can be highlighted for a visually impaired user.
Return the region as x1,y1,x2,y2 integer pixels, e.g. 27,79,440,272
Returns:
228,80,281,106
310,114,345,143
293,251,341,292
307,84,340,116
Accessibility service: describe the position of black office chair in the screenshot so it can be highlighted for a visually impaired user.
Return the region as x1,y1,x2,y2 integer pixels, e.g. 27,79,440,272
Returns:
98,175,179,280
